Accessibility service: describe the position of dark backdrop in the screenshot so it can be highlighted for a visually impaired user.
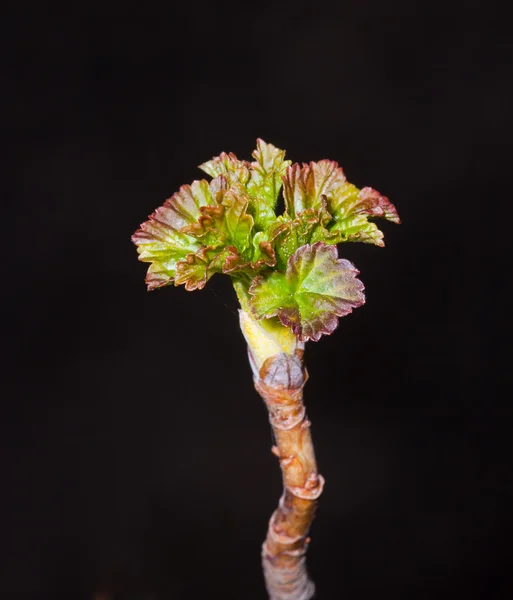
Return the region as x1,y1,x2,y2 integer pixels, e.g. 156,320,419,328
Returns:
2,8,511,600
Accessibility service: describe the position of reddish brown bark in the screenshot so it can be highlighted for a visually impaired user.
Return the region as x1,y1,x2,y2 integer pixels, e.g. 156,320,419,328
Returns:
254,351,324,600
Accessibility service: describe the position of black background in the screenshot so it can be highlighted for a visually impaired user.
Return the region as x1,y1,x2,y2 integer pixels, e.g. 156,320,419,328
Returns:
2,8,511,600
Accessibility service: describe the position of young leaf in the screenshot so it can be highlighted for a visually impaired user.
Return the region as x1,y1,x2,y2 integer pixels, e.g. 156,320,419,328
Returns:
181,185,254,255
247,139,291,205
131,179,219,290
219,187,254,253
174,250,210,291
200,140,291,231
198,152,250,179
250,231,278,269
174,246,240,291
282,160,347,218
327,185,400,246
133,141,400,297
180,204,228,248
283,159,400,246
270,200,339,270
249,242,365,342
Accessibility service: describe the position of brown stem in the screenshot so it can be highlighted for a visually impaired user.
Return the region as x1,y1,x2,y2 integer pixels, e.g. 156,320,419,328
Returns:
254,351,324,600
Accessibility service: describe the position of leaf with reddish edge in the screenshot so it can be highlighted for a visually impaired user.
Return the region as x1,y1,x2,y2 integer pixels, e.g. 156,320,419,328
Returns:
249,242,365,342
270,199,339,271
199,140,291,231
198,152,250,179
219,187,254,253
282,160,347,218
248,138,291,207
282,160,400,246
200,140,290,205
133,141,400,297
174,251,210,291
174,246,240,291
181,185,254,255
181,205,227,248
131,178,222,290
326,184,400,247
250,231,278,269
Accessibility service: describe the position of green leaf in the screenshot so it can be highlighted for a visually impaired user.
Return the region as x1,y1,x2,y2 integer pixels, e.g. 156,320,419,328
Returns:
174,246,240,291
250,230,278,269
199,140,291,232
247,139,291,231
270,200,339,270
249,242,365,342
174,249,211,291
170,182,261,289
219,186,254,253
327,185,401,247
198,152,250,179
283,160,347,218
132,179,218,290
283,160,400,247
181,184,254,255
248,139,291,203
133,141,400,300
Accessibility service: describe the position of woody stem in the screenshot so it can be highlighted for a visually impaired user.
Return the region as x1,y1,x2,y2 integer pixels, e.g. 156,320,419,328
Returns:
234,283,324,599
254,351,324,600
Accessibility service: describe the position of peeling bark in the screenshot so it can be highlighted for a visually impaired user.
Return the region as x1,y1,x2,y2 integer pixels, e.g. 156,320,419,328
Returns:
254,351,324,600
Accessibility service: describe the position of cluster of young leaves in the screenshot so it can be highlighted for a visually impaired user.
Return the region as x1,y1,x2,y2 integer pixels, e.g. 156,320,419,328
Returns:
132,139,400,341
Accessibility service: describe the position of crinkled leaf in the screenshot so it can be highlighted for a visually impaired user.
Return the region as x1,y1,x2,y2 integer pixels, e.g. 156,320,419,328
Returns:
174,246,240,291
249,242,365,342
132,179,219,290
198,152,250,179
247,144,291,231
181,185,254,255
247,138,291,206
271,200,339,270
181,204,227,248
200,140,290,231
219,187,254,253
283,159,400,246
133,141,400,300
327,185,400,246
250,231,278,269
174,250,210,291
283,160,347,218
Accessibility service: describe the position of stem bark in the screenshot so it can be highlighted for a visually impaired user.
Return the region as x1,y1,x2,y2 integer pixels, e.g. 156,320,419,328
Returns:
253,351,324,599
235,289,324,599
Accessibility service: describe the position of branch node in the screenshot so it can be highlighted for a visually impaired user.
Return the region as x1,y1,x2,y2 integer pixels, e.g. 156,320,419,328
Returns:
268,405,306,431
280,455,295,468
288,474,325,500
267,512,305,546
